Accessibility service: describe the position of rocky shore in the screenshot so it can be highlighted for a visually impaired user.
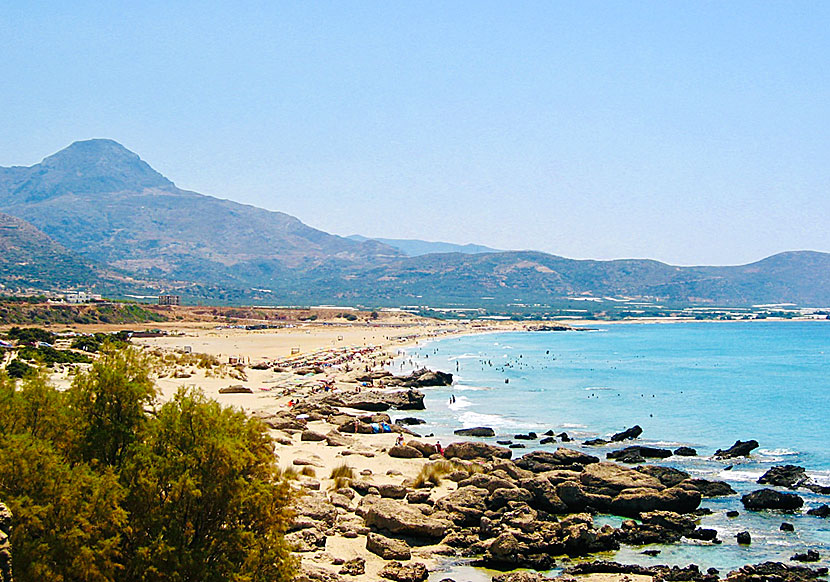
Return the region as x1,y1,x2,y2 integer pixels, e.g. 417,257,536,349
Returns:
261,369,829,582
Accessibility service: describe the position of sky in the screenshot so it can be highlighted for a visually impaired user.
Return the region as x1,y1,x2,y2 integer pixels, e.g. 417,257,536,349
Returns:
1,2,828,266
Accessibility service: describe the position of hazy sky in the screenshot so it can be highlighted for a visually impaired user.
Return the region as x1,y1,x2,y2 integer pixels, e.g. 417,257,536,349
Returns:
2,2,828,265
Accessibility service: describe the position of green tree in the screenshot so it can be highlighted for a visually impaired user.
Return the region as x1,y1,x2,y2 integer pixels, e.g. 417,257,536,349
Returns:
0,433,126,582
121,388,295,582
69,347,157,466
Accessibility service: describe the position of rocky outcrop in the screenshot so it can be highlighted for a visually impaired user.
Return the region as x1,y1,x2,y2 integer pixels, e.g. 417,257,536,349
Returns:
807,504,829,517
674,446,698,456
382,368,453,388
514,448,598,472
218,384,253,394
326,389,426,411
443,441,511,461
580,462,664,492
741,488,804,511
0,503,11,582
683,478,736,497
366,532,411,560
609,486,701,517
725,561,828,581
607,445,672,460
364,498,450,539
715,439,759,459
388,445,423,459
758,465,809,489
610,425,643,442
454,427,495,437
379,561,429,582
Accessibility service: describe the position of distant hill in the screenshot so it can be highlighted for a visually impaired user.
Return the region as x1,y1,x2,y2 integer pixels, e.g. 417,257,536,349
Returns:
1,139,828,307
347,235,500,257
0,139,403,288
0,211,102,290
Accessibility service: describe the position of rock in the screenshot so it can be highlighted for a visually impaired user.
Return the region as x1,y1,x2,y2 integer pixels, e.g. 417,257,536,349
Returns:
584,438,609,446
301,430,327,442
515,448,598,472
285,527,327,551
444,441,511,461
325,430,351,447
736,531,751,545
293,458,323,467
296,564,348,582
294,493,338,525
688,528,719,541
364,498,450,538
386,368,453,388
377,484,408,499
325,388,426,411
791,550,820,563
514,432,538,440
611,425,643,442
674,446,698,456
454,427,495,437
607,445,672,460
725,562,829,581
557,432,572,442
389,445,423,459
580,462,665,492
519,476,569,513
781,522,795,531
807,505,829,517
610,486,701,517
219,384,253,394
395,417,426,425
612,450,645,464
379,561,429,582
727,510,740,518
497,440,513,445
758,465,810,489
407,441,438,457
488,487,534,509
509,444,525,449
0,503,11,582
637,465,691,487
683,478,736,497
406,490,431,504
741,489,804,511
434,486,489,527
339,557,366,576
555,481,613,513
539,437,556,445
366,532,412,560
457,473,516,494
715,439,759,459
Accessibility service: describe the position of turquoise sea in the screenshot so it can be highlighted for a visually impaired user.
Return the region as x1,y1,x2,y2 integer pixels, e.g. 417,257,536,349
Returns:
391,321,830,576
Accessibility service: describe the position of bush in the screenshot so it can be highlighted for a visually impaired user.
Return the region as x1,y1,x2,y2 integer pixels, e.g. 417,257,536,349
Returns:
7,326,55,345
5,359,33,379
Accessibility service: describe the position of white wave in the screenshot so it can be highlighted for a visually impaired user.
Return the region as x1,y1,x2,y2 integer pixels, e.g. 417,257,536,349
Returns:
458,411,526,429
561,423,587,429
758,448,799,456
448,353,484,360
448,396,473,410
584,386,613,391
808,470,830,486
452,385,492,391
720,469,765,482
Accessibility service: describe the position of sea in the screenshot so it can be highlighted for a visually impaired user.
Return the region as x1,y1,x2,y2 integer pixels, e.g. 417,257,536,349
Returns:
388,321,830,578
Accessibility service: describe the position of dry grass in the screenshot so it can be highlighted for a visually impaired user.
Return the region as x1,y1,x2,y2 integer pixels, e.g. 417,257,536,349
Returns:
329,464,355,490
278,466,299,480
299,466,316,477
412,459,485,488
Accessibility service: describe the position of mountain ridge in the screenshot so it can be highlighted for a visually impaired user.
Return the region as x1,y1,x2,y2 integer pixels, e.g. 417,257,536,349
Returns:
1,139,828,307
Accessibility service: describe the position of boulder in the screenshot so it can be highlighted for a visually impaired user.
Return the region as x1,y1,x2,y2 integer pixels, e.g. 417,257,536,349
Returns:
725,562,829,580
219,384,253,394
674,446,698,456
741,489,804,511
610,486,701,517
395,417,426,425
285,527,327,551
379,561,429,582
444,441,511,461
326,389,426,411
294,493,338,525
580,462,665,492
364,498,450,538
519,476,569,513
556,481,613,513
325,430,351,447
407,440,438,457
301,430,327,442
454,427,495,437
607,445,672,460
457,473,516,493
584,438,608,446
791,550,820,563
611,425,643,442
714,439,759,459
434,486,489,526
758,465,810,489
682,478,736,497
389,445,423,459
366,532,412,560
377,484,408,499
515,448,598,472
552,447,600,466
636,465,691,487
807,505,830,518
736,531,751,545
781,522,795,532
339,557,366,576
488,487,534,510
296,564,348,582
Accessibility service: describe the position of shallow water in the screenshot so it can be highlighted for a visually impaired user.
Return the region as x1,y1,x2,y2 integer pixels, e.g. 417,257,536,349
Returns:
392,321,830,573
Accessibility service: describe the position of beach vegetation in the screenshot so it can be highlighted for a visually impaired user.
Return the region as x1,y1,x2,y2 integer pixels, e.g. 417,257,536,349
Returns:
412,459,483,488
299,466,316,477
0,347,296,582
4,358,33,379
330,464,355,489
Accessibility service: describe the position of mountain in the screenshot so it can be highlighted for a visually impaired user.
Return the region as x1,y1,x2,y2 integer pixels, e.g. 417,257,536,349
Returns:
0,140,402,287
1,139,828,307
0,211,102,290
347,235,500,257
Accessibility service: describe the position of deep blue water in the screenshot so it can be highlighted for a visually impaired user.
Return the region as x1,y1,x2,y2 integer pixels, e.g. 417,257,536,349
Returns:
391,321,830,574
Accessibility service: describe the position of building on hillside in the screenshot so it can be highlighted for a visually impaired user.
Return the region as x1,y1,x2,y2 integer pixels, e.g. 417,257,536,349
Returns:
158,294,181,306
66,291,102,304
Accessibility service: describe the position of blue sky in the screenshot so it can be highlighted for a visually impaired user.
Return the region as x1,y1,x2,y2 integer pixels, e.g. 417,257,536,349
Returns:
2,2,828,265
